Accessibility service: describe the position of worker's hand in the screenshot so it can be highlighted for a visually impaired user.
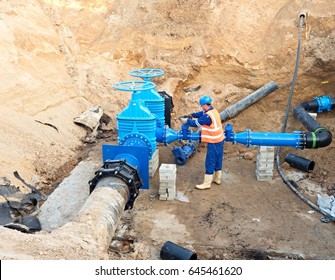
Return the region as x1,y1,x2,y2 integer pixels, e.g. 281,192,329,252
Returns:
180,114,192,119
179,117,188,124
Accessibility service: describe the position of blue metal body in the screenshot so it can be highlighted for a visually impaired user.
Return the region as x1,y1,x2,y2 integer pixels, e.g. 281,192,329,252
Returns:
130,68,165,126
115,81,157,158
314,96,332,112
172,142,197,166
156,124,201,145
102,144,150,189
225,124,305,149
109,78,203,189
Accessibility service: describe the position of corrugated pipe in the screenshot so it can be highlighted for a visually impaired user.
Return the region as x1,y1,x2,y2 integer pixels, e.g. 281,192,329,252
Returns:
220,81,278,121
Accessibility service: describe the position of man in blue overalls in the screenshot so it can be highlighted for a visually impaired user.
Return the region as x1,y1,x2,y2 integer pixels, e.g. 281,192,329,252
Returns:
182,95,225,189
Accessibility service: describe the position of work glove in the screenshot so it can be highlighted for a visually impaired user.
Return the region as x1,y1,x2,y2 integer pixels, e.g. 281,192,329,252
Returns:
180,114,193,119
179,117,188,124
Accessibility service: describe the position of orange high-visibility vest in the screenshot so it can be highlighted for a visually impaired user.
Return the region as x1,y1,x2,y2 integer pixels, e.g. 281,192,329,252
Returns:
201,108,225,143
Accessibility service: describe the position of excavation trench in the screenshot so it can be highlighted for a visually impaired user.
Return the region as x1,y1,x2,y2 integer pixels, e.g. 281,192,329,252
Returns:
1,0,335,260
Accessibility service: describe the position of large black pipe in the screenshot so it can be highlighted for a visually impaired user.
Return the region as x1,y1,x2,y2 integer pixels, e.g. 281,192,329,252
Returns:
160,241,197,260
293,98,333,148
220,81,278,121
293,103,320,131
284,153,315,172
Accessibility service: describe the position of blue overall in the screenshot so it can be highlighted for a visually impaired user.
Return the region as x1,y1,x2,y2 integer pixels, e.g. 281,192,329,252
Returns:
187,107,224,175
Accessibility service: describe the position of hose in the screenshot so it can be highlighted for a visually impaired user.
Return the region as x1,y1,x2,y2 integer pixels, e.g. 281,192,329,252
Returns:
275,15,334,222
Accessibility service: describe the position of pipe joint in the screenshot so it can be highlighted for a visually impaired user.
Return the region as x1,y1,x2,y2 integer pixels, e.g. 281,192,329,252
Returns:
294,131,305,149
172,142,197,166
314,96,332,112
315,129,332,148
89,159,142,210
224,123,234,142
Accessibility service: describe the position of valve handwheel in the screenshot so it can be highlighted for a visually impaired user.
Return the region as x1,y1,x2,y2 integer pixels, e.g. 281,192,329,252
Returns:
114,80,156,92
130,68,164,80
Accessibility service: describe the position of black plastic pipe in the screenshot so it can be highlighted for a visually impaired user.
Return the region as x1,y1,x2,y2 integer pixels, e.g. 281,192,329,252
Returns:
293,100,333,148
220,81,278,121
160,241,197,260
284,153,315,172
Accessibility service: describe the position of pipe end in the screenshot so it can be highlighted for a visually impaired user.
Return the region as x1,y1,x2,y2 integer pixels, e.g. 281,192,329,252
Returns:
296,9,308,28
299,9,308,19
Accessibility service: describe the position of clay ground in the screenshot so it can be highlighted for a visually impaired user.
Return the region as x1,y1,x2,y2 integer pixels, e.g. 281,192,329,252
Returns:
107,114,335,260
0,0,335,259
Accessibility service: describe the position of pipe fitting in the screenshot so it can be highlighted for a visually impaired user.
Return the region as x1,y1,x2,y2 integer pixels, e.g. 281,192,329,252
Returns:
299,9,308,19
285,153,315,172
315,129,332,148
314,96,333,112
172,142,197,166
160,241,197,260
89,159,142,210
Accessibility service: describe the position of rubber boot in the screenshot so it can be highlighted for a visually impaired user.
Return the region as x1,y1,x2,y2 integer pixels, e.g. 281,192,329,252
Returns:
213,170,222,185
195,174,213,190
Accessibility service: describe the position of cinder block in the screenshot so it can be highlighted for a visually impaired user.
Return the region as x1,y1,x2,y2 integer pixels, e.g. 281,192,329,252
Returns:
256,175,273,181
159,192,175,201
257,153,274,160
166,195,175,201
257,164,274,170
159,185,176,192
259,146,274,152
256,169,273,175
159,163,177,174
158,188,168,195
159,194,168,200
159,184,175,191
257,157,274,163
159,173,177,181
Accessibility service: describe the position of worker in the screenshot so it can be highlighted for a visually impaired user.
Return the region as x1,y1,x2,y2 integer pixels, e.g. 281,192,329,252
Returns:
181,95,225,189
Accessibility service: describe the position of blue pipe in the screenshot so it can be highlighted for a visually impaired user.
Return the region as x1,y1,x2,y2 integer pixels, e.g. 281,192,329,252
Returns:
156,124,201,145
225,124,305,149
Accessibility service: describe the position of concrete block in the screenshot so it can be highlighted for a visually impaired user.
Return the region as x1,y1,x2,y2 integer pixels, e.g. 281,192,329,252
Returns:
256,175,273,181
256,163,274,170
256,169,273,175
158,188,168,195
160,173,177,181
167,195,175,201
159,194,168,201
257,153,274,160
159,163,177,174
259,146,274,152
159,192,175,201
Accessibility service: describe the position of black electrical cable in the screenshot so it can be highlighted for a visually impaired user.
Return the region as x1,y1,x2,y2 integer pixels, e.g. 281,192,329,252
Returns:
275,15,334,222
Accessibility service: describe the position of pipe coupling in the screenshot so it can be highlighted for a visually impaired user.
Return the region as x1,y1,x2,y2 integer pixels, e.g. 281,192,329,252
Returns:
89,159,143,210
